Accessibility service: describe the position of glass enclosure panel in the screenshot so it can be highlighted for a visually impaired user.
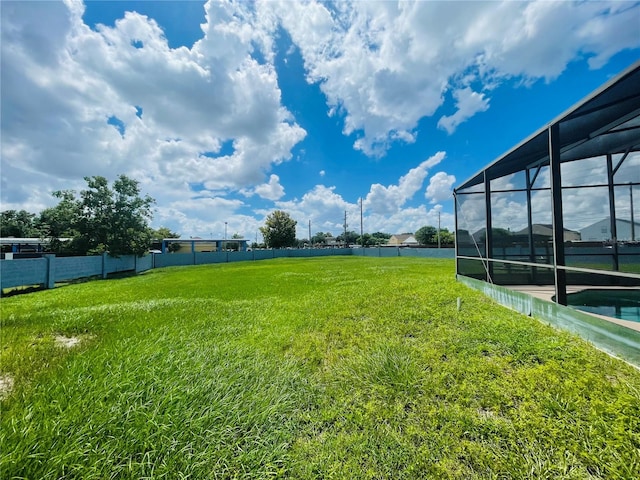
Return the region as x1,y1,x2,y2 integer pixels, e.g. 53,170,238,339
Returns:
562,186,609,238
561,156,607,186
565,269,640,287
530,188,553,264
457,183,484,194
619,249,640,274
613,151,640,185
490,260,554,285
456,193,486,257
490,171,527,191
565,252,615,272
614,185,640,241
490,191,529,258
530,165,550,189
490,191,528,233
457,258,487,280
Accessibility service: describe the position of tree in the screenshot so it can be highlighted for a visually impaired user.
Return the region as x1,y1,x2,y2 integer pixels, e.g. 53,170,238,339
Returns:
38,190,82,252
0,210,42,238
336,230,359,246
260,210,297,248
40,175,155,256
439,229,455,245
370,232,391,245
356,233,377,246
150,227,180,240
415,225,438,245
311,232,328,245
150,227,180,252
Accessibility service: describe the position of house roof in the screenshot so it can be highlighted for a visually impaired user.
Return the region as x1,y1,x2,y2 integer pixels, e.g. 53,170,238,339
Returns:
389,234,418,244
513,224,580,235
580,217,640,230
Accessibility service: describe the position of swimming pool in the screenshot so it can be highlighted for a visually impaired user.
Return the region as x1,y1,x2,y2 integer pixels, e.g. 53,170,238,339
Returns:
566,289,640,322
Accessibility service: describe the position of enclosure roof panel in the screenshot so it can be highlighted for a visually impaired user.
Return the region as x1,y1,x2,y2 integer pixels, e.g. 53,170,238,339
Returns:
455,60,640,192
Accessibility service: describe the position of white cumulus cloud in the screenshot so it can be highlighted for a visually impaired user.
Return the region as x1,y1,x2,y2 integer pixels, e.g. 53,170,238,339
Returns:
253,174,286,201
426,172,456,203
262,0,640,156
1,0,305,218
364,151,446,214
437,88,490,134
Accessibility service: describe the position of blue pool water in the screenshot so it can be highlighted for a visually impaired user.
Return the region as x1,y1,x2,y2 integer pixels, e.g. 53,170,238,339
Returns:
566,289,640,322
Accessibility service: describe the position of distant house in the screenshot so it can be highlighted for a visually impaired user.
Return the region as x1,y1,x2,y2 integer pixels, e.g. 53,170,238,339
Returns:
580,217,639,242
514,224,581,242
387,234,418,246
324,236,340,247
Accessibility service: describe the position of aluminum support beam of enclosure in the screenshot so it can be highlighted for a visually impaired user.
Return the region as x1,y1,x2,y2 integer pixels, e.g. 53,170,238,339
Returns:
484,172,493,282
453,192,459,275
606,154,619,272
549,123,567,305
525,168,537,284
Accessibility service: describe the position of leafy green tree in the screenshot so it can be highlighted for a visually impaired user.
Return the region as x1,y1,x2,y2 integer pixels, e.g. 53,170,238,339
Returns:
260,210,297,248
150,227,180,240
150,227,180,252
293,238,309,248
40,175,155,256
370,232,391,244
0,210,42,237
38,190,82,252
311,232,333,245
439,229,455,245
476,227,512,245
336,230,359,245
415,225,438,245
356,233,377,246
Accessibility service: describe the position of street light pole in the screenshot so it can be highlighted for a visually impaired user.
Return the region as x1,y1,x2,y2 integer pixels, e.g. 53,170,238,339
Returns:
224,222,227,241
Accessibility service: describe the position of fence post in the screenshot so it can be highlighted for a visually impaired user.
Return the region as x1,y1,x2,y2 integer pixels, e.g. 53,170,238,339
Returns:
193,251,196,265
102,252,108,279
44,254,55,289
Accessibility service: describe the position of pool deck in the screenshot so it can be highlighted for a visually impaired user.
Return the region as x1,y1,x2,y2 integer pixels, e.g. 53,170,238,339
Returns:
505,285,640,333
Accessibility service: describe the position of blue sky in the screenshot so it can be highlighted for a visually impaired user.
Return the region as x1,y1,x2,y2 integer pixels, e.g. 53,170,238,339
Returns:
2,1,639,240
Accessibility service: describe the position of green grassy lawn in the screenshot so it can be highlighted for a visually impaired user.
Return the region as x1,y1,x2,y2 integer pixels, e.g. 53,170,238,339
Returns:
1,257,639,479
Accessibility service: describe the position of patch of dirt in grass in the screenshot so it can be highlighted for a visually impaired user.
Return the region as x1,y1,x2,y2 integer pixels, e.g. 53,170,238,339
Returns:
477,407,497,419
0,375,14,399
55,335,90,348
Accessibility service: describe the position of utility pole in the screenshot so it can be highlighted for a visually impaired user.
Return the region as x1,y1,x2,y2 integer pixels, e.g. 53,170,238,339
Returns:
308,219,312,247
360,198,364,248
437,211,441,249
344,210,348,248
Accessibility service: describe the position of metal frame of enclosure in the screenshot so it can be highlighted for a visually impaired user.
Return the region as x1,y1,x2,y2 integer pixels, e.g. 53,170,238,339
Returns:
454,61,640,305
